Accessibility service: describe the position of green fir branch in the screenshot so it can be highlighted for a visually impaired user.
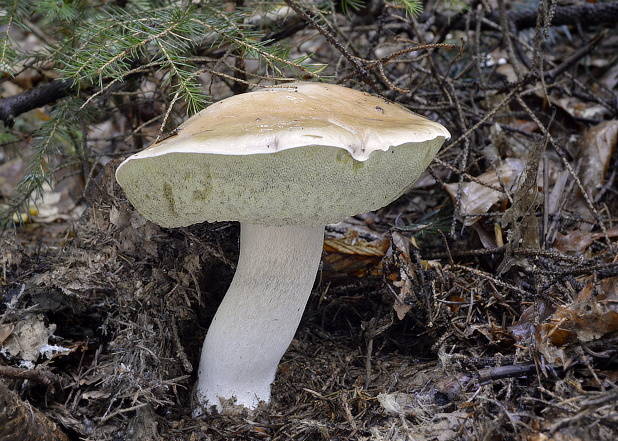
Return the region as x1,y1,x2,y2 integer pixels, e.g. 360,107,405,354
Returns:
37,0,82,22
0,0,26,75
58,6,195,83
0,99,87,228
339,0,365,15
59,3,324,112
395,0,423,16
156,40,208,115
1,1,331,228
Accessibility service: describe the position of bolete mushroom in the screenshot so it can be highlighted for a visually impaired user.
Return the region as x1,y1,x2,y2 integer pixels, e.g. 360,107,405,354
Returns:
115,82,450,413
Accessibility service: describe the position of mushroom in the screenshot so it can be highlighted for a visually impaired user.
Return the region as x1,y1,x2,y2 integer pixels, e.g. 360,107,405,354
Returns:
115,82,450,413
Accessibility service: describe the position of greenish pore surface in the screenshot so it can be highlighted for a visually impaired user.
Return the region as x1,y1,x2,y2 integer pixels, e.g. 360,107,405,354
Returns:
116,139,445,227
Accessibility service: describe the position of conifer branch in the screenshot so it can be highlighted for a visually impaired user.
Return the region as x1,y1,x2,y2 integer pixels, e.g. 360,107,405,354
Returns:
0,0,29,75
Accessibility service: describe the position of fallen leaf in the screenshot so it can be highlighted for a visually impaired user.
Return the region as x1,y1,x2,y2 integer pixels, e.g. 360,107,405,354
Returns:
537,277,618,363
444,158,526,226
322,230,389,277
601,62,618,90
0,323,15,345
390,232,415,319
0,314,55,365
393,302,412,321
510,302,550,343
377,392,416,416
508,119,540,134
570,120,618,228
553,227,618,253
472,223,497,249
554,96,608,120
578,120,618,196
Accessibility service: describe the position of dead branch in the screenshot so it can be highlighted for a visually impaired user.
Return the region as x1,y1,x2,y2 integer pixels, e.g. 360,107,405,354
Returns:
283,0,377,89
0,80,73,127
477,363,537,383
0,365,60,386
435,2,618,32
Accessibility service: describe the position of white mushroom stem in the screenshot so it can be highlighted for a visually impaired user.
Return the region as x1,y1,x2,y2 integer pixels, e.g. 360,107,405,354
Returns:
195,223,325,413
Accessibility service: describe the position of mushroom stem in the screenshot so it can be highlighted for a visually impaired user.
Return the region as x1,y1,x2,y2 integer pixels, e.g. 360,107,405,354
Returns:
195,223,325,413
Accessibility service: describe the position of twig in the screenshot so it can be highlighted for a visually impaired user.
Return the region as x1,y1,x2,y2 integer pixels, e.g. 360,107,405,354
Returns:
170,317,193,373
423,246,585,265
546,31,605,81
283,0,376,89
477,363,537,383
0,366,60,386
446,264,532,296
0,80,73,127
98,403,149,424
439,83,524,154
516,95,613,248
155,91,180,143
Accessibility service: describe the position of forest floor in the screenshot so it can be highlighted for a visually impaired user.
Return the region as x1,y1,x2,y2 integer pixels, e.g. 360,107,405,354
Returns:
1,2,618,441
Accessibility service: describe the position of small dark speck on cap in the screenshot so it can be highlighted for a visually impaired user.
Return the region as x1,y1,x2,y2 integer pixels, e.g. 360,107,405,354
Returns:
375,106,384,113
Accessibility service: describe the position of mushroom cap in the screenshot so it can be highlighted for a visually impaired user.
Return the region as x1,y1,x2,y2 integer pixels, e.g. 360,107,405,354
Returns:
116,82,450,227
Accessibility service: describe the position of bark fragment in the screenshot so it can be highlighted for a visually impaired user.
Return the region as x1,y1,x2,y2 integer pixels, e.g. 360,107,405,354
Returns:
0,381,68,441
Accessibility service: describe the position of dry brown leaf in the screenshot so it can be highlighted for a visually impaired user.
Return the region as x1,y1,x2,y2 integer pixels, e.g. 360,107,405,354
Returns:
444,158,526,226
601,62,618,90
577,276,618,303
0,323,15,345
553,227,618,253
390,232,415,319
472,223,497,249
554,96,608,120
578,120,618,194
510,302,550,343
392,302,412,321
541,307,618,347
537,277,618,363
508,119,540,134
570,120,618,228
322,231,389,277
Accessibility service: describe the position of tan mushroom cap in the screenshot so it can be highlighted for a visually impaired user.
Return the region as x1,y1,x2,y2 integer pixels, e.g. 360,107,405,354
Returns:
116,82,450,227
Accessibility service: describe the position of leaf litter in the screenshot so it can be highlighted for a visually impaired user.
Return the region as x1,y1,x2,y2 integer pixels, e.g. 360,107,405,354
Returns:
1,3,618,441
